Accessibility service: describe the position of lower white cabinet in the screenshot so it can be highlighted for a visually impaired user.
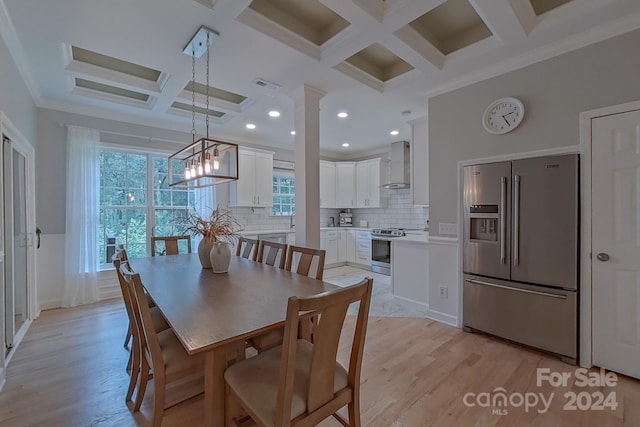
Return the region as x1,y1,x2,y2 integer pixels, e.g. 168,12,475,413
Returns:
321,230,339,265
355,231,371,266
337,230,347,262
287,232,295,246
392,241,428,305
346,230,356,263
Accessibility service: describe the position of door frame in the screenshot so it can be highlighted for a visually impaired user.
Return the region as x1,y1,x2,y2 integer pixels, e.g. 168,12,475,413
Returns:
578,99,640,369
0,111,37,370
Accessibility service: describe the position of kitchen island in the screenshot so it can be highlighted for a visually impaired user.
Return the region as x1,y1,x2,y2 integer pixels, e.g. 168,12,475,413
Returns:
391,232,429,308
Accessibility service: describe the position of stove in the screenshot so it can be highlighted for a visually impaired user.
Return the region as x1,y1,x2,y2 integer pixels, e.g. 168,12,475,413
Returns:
370,228,406,238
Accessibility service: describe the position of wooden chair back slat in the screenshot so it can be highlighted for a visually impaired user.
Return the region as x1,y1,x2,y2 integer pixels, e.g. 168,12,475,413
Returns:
236,237,259,261
257,241,287,269
151,235,192,256
285,245,326,280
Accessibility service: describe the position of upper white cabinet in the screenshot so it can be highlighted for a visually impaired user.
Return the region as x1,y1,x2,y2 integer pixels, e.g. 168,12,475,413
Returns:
356,158,385,208
335,162,356,208
230,148,274,207
410,117,428,206
320,161,336,208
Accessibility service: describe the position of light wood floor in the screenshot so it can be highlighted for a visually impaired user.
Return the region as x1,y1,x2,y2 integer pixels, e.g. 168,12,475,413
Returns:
1,299,639,427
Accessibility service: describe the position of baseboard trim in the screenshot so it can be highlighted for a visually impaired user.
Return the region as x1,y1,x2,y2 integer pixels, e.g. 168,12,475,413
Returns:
0,369,5,393
394,295,428,311
39,299,63,310
99,285,120,301
425,307,458,327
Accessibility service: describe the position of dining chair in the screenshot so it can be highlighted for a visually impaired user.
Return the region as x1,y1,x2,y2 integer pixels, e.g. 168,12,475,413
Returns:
113,257,169,403
236,236,259,261
285,245,326,280
224,277,373,427
119,261,205,426
151,235,192,256
257,241,287,269
113,248,168,352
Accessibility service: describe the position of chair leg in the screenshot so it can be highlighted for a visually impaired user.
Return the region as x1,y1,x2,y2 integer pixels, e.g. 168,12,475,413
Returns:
152,377,165,427
124,322,132,349
126,340,141,403
348,399,361,427
134,358,150,411
225,384,237,427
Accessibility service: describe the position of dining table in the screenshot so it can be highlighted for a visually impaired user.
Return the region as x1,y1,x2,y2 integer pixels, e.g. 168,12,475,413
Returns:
130,253,338,426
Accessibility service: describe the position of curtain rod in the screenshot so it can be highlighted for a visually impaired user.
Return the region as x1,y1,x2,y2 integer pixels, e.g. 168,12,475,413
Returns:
57,122,184,145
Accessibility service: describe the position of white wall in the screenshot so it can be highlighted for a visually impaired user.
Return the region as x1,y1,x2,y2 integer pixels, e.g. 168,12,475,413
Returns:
426,27,640,324
428,28,640,237
0,27,37,388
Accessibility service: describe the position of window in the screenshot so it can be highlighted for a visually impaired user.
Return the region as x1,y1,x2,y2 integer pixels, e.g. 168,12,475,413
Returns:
99,149,194,264
271,171,295,216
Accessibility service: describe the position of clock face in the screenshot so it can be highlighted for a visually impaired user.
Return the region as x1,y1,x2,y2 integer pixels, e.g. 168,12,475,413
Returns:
482,97,525,134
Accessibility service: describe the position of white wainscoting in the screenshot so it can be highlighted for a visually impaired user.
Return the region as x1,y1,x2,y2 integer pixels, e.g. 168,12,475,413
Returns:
37,233,121,310
426,236,460,327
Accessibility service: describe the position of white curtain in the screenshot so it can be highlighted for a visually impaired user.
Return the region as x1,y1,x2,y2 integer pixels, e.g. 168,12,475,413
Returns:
62,126,100,307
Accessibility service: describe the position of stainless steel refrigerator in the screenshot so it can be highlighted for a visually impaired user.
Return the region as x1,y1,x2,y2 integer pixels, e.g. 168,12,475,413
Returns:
463,154,579,364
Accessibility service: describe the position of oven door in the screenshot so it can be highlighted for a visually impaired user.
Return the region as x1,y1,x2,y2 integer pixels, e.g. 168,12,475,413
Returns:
371,237,391,275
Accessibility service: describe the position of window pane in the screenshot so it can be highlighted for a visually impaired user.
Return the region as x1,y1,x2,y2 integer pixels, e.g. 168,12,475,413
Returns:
126,172,147,189
172,191,188,206
153,157,168,174
126,153,147,172
154,190,172,206
101,169,125,188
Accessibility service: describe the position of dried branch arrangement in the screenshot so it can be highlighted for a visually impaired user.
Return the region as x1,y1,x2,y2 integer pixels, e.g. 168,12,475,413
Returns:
186,206,242,243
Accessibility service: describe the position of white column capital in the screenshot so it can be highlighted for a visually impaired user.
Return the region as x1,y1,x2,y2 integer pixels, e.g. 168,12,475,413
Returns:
289,84,326,105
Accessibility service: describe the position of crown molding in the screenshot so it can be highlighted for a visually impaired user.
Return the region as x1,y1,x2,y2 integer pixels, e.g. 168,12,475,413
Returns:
426,10,640,98
0,0,42,104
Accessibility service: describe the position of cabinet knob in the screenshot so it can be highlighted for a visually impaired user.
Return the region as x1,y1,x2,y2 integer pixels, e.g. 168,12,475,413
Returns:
596,253,610,262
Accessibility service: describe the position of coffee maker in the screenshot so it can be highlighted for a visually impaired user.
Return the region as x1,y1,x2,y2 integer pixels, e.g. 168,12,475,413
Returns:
339,211,353,227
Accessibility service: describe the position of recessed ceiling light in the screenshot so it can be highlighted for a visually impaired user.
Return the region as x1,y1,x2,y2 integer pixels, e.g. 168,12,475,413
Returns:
290,130,296,135
245,123,256,130
390,130,399,136
337,111,348,119
268,110,280,118
342,142,350,147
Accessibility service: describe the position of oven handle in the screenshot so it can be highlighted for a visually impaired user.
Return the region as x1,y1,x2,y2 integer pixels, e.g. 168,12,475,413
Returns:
465,278,567,300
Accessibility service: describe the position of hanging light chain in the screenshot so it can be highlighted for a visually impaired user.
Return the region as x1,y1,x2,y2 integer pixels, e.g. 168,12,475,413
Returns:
191,47,197,143
205,32,210,139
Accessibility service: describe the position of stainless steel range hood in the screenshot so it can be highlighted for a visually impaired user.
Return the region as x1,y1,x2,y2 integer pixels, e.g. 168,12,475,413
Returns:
382,141,410,189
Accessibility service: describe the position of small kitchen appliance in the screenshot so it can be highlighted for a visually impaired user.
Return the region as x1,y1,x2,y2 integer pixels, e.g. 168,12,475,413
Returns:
339,211,353,227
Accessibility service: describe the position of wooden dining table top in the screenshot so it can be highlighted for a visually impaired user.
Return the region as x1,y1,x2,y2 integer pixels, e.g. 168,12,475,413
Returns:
130,254,338,355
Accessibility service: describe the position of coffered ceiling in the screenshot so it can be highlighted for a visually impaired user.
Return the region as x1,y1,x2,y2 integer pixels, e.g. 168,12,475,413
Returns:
2,0,640,154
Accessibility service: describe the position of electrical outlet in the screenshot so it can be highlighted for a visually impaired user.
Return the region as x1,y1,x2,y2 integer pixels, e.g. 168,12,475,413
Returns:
439,286,448,299
438,223,458,235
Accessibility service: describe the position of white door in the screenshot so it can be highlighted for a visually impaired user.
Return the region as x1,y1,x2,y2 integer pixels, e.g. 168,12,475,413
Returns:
592,108,640,379
3,134,34,357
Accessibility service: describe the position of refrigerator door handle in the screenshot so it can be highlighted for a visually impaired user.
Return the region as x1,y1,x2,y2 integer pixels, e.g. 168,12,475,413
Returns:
513,175,520,266
500,176,507,264
465,278,568,300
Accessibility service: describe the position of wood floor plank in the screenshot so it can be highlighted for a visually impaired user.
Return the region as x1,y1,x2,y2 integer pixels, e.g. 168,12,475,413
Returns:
1,299,639,427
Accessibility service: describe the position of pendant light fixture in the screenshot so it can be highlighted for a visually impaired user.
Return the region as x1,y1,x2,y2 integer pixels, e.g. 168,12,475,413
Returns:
168,26,239,188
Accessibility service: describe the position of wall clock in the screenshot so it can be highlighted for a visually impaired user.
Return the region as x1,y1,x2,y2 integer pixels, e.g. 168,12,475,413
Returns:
482,97,525,134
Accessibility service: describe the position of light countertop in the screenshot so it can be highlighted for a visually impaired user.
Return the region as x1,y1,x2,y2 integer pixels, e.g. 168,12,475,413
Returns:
239,227,371,235
392,231,429,244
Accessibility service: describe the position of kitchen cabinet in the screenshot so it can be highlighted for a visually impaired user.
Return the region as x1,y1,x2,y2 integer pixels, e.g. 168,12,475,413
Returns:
356,158,385,208
230,148,274,207
335,162,356,208
392,240,428,305
337,230,347,262
410,116,428,206
355,231,371,266
320,161,336,208
346,230,356,263
320,230,338,265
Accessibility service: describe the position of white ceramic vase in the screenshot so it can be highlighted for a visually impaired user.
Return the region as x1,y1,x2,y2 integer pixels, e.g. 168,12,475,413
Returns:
198,239,214,269
209,241,232,273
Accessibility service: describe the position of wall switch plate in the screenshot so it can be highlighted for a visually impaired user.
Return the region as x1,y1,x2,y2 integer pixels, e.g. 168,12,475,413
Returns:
438,223,458,235
439,286,448,299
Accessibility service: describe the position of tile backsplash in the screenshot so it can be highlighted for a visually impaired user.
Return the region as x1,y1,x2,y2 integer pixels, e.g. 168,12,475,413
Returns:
351,188,428,229
226,188,428,231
